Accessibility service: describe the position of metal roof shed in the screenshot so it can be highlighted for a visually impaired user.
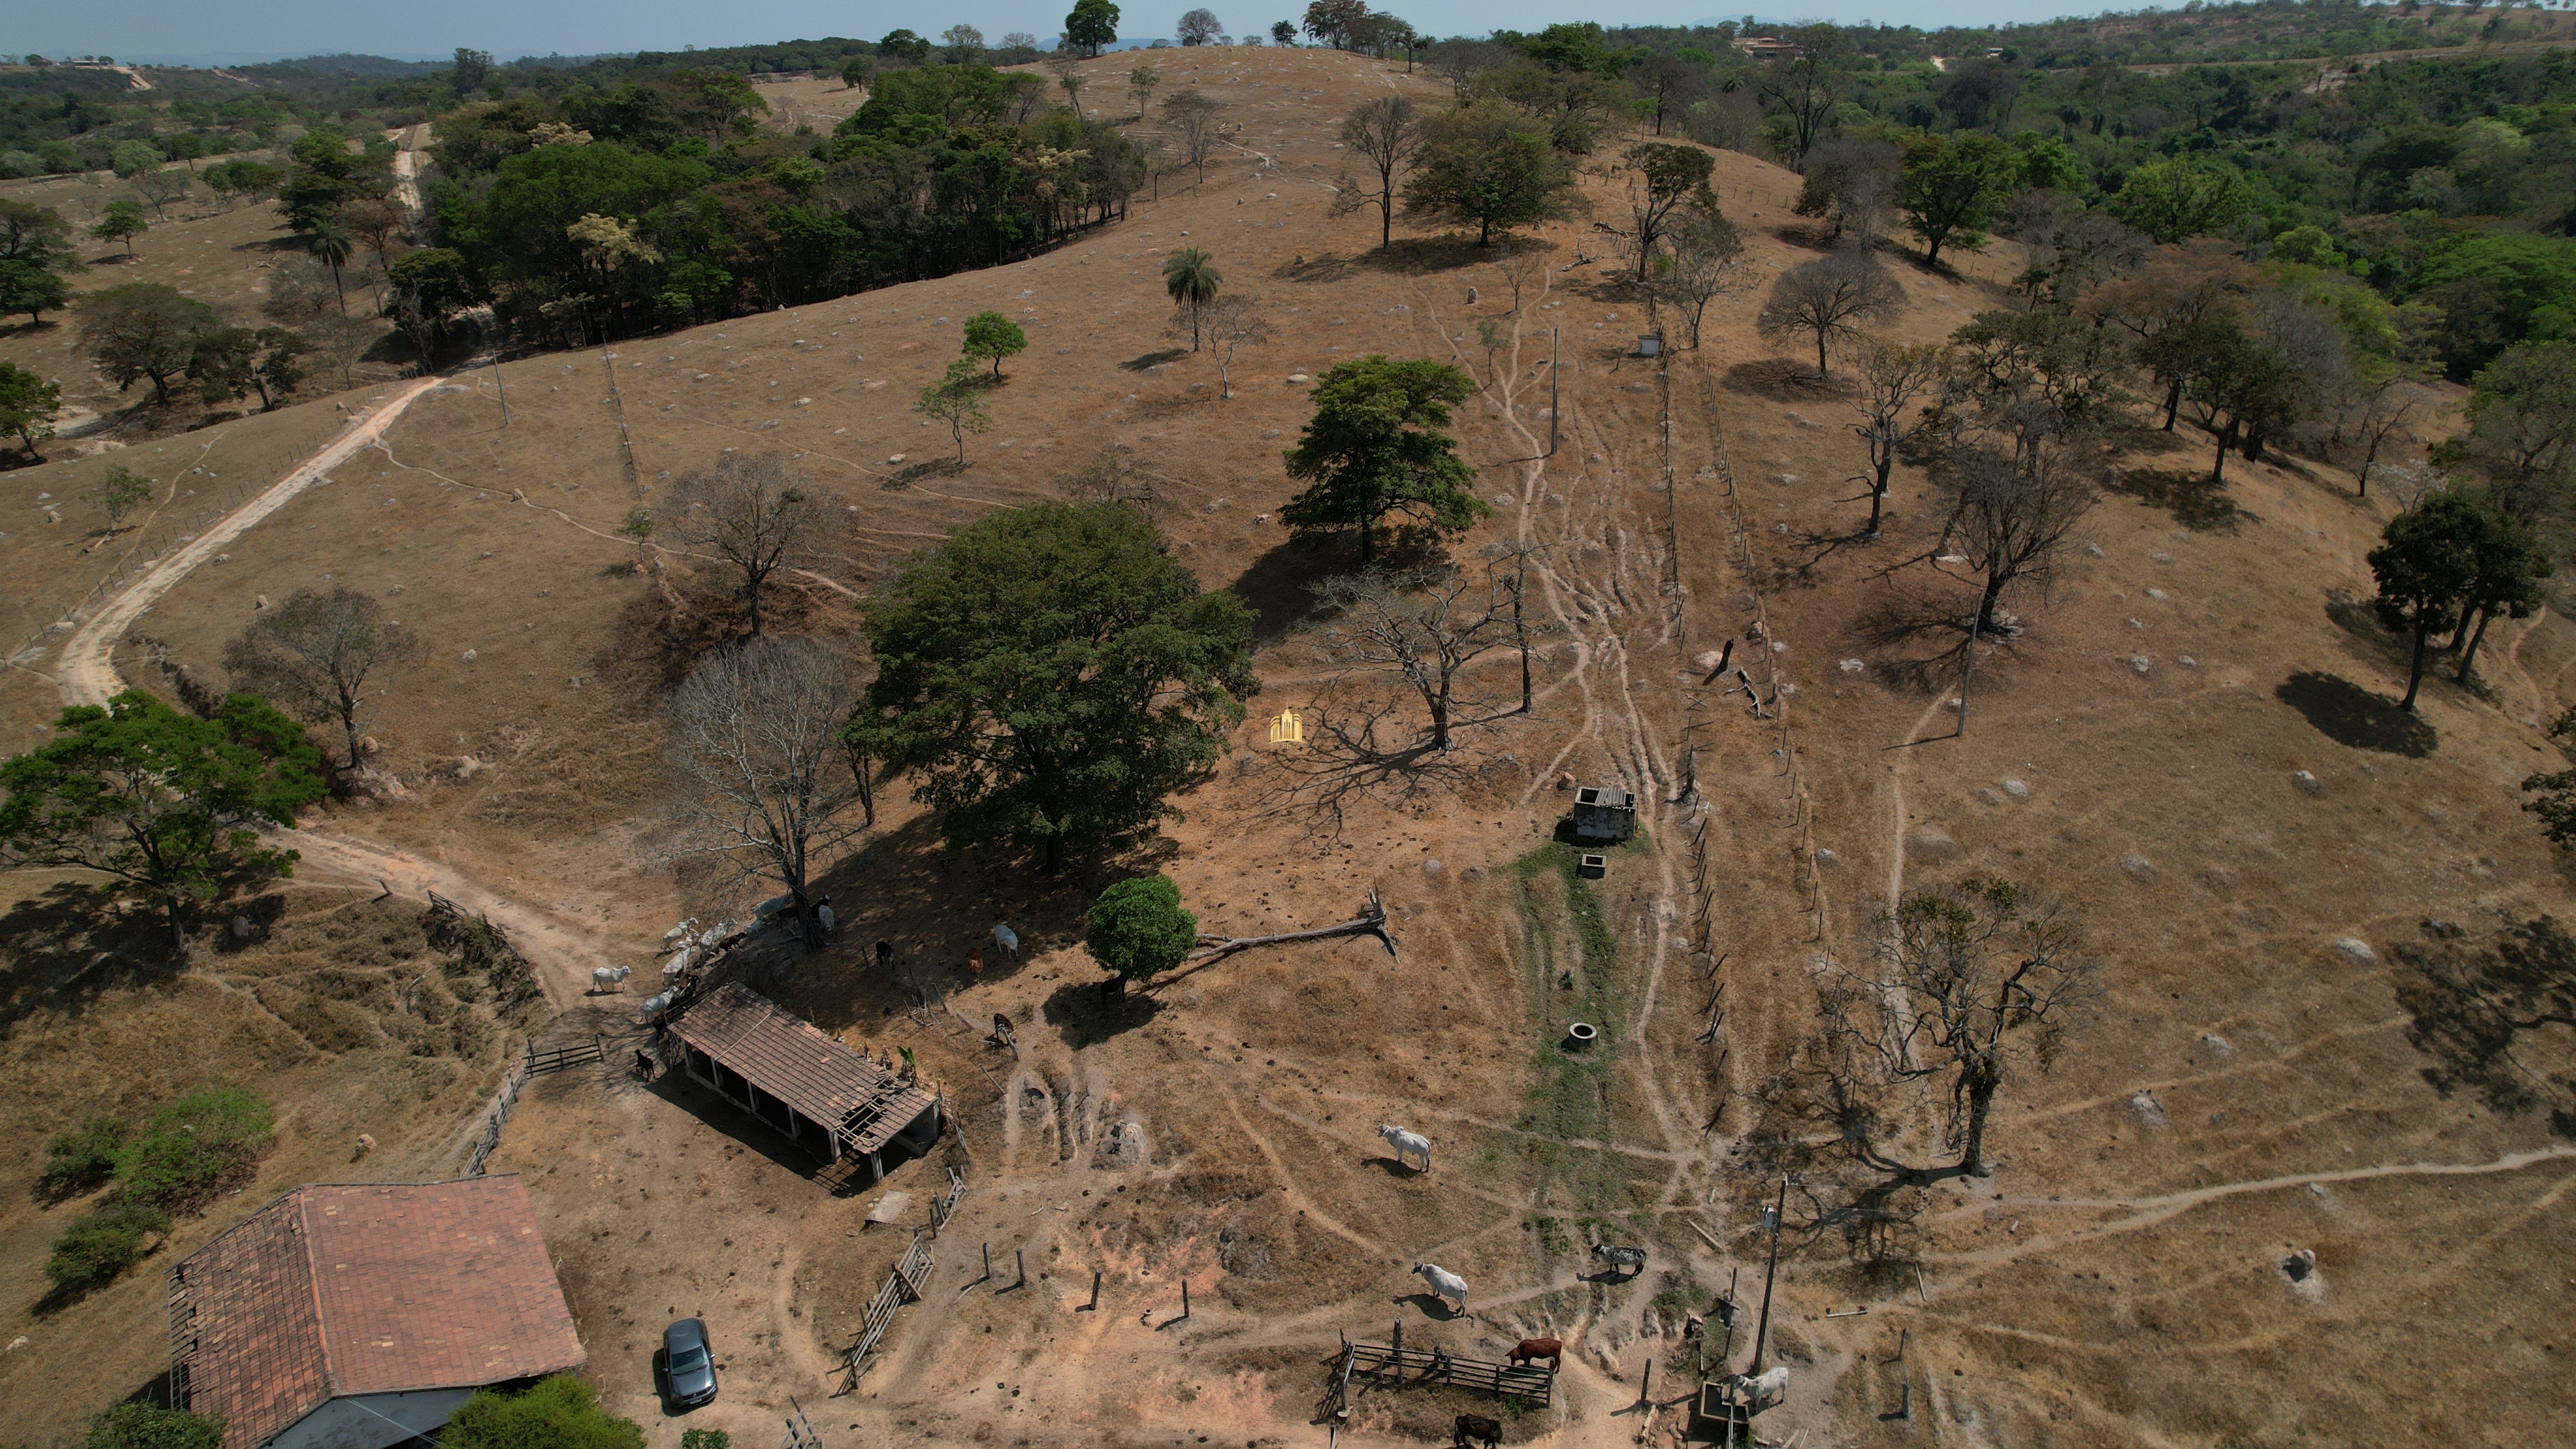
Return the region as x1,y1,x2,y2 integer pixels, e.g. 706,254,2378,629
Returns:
668,982,941,1182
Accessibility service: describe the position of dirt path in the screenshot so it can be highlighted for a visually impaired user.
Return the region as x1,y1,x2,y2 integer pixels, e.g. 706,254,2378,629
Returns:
57,376,445,709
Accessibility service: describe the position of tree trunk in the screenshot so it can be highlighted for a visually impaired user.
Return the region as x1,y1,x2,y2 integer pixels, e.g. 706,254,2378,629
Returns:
165,893,185,950
1380,191,1393,250
2402,615,2431,710
2209,423,2232,484
1957,1065,1998,1177
2162,376,2182,430
1814,331,1829,380
1429,692,1450,751
2458,606,2495,684
1867,452,1893,537
1977,570,2006,634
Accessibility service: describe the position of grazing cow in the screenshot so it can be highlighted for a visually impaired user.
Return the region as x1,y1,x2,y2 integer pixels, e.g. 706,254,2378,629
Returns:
660,918,697,948
1591,1243,1647,1276
875,940,895,969
1507,1338,1562,1369
661,946,696,983
1411,1262,1467,1314
590,965,632,993
1377,1123,1432,1172
1451,1415,1500,1449
1736,1367,1789,1413
993,922,1020,958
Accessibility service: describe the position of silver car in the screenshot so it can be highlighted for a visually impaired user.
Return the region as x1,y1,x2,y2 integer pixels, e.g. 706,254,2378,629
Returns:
662,1317,717,1408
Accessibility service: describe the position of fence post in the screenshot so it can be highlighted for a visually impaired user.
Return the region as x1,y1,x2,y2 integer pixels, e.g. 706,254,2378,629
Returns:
1087,1269,1101,1311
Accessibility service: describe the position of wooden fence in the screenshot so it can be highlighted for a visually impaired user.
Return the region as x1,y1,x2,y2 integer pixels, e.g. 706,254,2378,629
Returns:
463,1037,605,1176
929,1166,966,1237
837,1229,935,1392
1322,1336,1555,1414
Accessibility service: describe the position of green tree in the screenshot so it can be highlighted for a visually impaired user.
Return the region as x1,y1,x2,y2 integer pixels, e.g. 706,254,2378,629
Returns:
916,359,993,461
2450,491,2549,684
841,54,877,90
115,1087,275,1209
2108,157,2255,245
1085,873,1198,996
1272,19,1297,44
224,587,419,773
2523,709,2576,846
92,463,153,531
2415,233,2576,377
46,1202,172,1294
1066,0,1122,57
110,139,161,181
0,360,60,457
80,282,216,405
1279,354,1488,565
0,258,73,322
1623,140,1714,280
86,1402,225,1449
306,217,353,314
2369,489,2484,711
41,1114,131,1199
1898,129,2013,269
1162,246,1221,348
961,310,1028,378
0,691,325,946
90,198,146,256
186,326,306,411
446,1375,644,1449
2179,317,2301,484
0,197,83,271
855,500,1254,870
1401,105,1570,246
2465,339,2576,517
879,29,933,63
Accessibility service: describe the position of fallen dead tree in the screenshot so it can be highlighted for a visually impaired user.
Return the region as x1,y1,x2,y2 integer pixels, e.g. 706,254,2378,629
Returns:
1152,888,1395,989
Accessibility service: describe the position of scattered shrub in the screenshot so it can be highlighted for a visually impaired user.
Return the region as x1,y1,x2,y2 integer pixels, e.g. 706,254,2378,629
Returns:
40,1114,132,1200
45,1203,172,1295
681,1432,732,1449
87,1403,226,1449
113,1088,275,1211
445,1374,644,1449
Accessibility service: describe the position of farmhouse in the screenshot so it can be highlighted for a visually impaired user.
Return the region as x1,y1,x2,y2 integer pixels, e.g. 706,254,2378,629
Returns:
166,1177,585,1449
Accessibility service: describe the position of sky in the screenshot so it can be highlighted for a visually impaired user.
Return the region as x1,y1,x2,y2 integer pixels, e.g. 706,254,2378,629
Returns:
16,0,2128,68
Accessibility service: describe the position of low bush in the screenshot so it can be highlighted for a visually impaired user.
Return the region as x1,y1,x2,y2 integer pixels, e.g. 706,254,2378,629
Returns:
87,1403,226,1449
44,1203,172,1295
39,1114,132,1200
113,1088,274,1211
445,1375,644,1449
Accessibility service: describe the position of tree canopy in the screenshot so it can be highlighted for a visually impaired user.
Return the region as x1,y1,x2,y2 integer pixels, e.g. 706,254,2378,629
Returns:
1279,354,1488,566
1085,874,1198,992
855,501,1255,869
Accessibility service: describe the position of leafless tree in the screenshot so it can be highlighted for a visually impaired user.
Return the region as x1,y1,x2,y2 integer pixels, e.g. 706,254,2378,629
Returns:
659,452,827,639
1756,252,1904,381
1495,244,1551,312
1330,96,1418,250
665,636,867,948
1055,444,1164,515
130,170,192,218
1309,546,1547,757
1818,877,2094,1177
1793,137,1900,250
1914,443,2096,636
2005,189,2147,314
264,256,372,387
1161,90,1233,184
2346,374,2420,499
1844,337,1955,538
1651,201,1743,349
222,586,423,772
1200,293,1268,398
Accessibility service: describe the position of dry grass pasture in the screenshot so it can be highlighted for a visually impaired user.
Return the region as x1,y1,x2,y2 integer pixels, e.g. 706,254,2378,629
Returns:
0,43,2570,1449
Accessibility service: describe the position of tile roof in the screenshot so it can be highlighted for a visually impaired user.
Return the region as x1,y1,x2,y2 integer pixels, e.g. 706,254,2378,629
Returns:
174,1177,585,1448
671,981,937,1154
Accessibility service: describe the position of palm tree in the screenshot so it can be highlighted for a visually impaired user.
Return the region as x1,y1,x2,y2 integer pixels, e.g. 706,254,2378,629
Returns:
307,218,353,315
1163,247,1221,350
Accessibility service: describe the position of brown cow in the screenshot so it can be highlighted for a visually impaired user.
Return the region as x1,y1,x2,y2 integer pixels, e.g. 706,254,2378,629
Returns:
1507,1337,1562,1368
1452,1414,1500,1449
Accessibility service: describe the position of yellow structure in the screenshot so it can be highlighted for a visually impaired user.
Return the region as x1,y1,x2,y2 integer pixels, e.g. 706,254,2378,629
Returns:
1267,709,1304,745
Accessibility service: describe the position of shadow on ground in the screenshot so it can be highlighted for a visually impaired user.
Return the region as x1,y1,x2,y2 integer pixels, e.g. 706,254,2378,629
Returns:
0,881,194,1033
1231,534,1352,643
1722,358,1832,402
2112,467,2248,532
2276,669,2436,757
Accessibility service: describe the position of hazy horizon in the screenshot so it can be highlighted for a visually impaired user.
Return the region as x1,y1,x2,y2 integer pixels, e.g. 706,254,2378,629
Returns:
23,0,2138,71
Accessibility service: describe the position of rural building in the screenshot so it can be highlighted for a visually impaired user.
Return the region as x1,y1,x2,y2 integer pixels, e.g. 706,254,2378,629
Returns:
1571,785,1637,843
167,1176,585,1449
668,980,942,1182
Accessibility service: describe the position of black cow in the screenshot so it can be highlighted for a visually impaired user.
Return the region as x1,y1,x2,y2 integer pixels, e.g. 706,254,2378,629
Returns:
1452,1414,1500,1449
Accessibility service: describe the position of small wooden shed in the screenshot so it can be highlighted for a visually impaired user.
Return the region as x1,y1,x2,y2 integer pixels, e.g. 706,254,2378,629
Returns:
668,982,942,1183
1572,785,1636,843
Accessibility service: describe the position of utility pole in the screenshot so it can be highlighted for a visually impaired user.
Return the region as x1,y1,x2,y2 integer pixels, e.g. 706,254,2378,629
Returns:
1749,1175,1787,1375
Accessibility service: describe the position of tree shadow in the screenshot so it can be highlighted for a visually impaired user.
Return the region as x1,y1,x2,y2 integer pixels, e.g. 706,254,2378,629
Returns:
1039,975,1162,1046
2391,918,2576,1137
1722,358,1828,402
1120,348,1189,372
2274,670,2436,757
2324,588,2409,663
1853,588,1979,696
0,881,189,1034
1369,234,1527,274
2110,467,2246,532
1769,221,1841,254
1229,533,1348,643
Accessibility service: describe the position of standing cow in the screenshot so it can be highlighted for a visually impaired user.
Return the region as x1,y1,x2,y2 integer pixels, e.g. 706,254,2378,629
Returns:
1507,1337,1562,1368
1412,1262,1467,1315
1377,1123,1432,1173
1451,1415,1500,1449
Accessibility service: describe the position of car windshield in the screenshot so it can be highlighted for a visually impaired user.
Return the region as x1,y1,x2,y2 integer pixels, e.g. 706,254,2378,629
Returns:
670,1346,709,1373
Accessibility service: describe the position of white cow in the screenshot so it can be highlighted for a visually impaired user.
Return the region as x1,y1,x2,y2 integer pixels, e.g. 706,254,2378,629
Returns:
1412,1262,1467,1314
1377,1123,1432,1172
661,946,696,983
637,990,674,1022
1736,1367,1789,1413
590,965,632,993
660,918,698,948
993,923,1019,958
